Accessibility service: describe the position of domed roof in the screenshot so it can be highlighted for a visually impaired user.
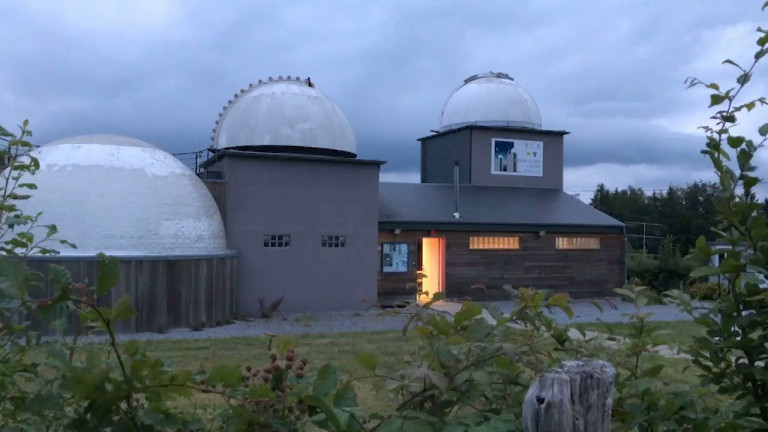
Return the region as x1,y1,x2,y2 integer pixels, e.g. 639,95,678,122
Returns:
15,134,227,256
438,72,542,132
212,76,357,157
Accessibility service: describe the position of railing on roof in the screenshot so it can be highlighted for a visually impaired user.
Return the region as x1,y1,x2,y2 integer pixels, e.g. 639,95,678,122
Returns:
173,149,216,174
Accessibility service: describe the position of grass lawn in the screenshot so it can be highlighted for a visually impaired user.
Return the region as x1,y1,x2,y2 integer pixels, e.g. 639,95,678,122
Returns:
131,320,709,413
140,330,420,413
576,320,706,347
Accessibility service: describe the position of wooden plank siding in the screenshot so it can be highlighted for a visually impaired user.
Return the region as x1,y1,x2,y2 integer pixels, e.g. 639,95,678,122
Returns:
377,230,625,302
23,254,237,334
377,231,429,300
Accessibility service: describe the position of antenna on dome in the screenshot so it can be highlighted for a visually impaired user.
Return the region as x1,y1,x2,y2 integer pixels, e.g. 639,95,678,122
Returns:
305,77,314,88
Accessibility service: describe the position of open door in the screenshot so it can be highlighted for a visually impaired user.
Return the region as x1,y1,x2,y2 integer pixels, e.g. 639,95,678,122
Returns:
419,237,445,303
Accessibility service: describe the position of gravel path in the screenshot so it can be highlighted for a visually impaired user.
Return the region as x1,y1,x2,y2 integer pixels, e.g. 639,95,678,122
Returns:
102,309,413,342
482,299,708,324
61,299,706,343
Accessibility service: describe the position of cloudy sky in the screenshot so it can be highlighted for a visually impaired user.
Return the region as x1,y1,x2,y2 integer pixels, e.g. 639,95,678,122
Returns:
1,1,767,200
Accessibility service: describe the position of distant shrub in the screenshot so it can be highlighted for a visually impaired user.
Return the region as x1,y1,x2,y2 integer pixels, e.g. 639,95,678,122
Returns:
627,237,697,293
689,281,727,300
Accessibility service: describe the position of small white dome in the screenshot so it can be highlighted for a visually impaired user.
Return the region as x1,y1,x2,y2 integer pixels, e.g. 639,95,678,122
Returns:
15,134,227,256
212,77,357,156
439,72,542,132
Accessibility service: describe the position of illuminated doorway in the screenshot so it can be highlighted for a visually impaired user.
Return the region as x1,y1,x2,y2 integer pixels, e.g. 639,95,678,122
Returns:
419,237,445,303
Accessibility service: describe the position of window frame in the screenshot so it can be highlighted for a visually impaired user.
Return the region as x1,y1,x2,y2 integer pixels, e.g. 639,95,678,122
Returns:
263,234,291,248
555,236,600,250
321,235,347,248
468,236,521,250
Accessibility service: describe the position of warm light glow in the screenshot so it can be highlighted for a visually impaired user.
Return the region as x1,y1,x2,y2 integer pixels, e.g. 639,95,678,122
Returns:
419,238,445,304
469,236,520,250
555,236,600,249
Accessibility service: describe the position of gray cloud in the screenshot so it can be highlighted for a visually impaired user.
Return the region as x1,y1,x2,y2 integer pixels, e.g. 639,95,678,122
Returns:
1,0,765,188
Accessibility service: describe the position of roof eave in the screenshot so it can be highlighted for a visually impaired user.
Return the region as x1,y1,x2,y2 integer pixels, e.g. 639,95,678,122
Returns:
378,220,625,234
418,124,570,141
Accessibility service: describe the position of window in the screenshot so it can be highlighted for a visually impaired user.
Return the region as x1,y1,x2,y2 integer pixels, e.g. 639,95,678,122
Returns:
263,234,290,248
469,236,520,250
321,235,347,248
556,236,600,250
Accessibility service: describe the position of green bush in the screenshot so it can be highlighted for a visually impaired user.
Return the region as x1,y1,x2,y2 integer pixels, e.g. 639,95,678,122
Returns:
688,281,727,300
627,239,697,293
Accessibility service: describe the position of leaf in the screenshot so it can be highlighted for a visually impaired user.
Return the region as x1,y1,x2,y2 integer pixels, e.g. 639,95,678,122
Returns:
314,363,337,397
95,253,120,296
758,122,768,137
354,352,378,372
376,418,405,432
722,59,744,70
614,287,637,300
124,340,141,357
453,301,482,326
276,336,295,356
709,94,727,107
727,135,745,149
427,314,452,336
206,364,241,389
0,125,14,138
546,293,573,318
305,394,343,431
589,298,604,313
425,370,448,390
112,295,136,322
644,363,665,377
333,382,357,408
737,72,751,85
690,266,723,278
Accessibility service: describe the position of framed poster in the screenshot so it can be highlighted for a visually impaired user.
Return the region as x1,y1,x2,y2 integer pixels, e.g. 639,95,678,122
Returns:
491,138,543,177
381,242,409,273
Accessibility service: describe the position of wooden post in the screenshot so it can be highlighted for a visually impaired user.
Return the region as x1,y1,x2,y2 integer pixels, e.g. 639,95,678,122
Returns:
522,359,615,432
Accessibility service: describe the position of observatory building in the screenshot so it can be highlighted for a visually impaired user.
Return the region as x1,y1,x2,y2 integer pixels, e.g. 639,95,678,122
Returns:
198,72,623,311
20,71,624,331
377,72,624,302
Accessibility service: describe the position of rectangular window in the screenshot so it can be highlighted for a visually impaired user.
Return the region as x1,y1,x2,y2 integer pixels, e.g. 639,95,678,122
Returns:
469,236,520,250
555,236,600,250
321,235,347,248
263,234,291,248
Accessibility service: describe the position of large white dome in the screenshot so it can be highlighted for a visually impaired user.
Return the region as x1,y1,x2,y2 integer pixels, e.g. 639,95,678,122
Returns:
15,134,227,256
212,76,357,157
439,72,542,132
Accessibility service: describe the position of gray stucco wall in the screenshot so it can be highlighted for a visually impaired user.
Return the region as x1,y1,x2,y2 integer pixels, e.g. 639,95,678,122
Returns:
420,129,472,184
470,129,564,189
211,155,381,314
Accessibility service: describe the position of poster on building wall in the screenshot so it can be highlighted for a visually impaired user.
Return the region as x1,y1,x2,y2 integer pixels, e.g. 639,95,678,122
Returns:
491,138,543,176
381,242,409,273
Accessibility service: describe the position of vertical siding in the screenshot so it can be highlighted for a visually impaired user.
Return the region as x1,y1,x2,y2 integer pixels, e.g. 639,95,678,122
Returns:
377,230,625,302
24,254,237,334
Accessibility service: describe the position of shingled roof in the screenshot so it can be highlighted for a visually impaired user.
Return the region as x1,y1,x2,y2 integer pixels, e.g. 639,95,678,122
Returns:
379,183,624,233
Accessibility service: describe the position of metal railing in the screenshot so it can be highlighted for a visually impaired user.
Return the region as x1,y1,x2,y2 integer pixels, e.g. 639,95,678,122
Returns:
173,149,216,174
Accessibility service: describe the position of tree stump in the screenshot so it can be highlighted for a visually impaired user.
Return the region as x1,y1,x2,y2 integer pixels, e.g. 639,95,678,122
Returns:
522,359,615,432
